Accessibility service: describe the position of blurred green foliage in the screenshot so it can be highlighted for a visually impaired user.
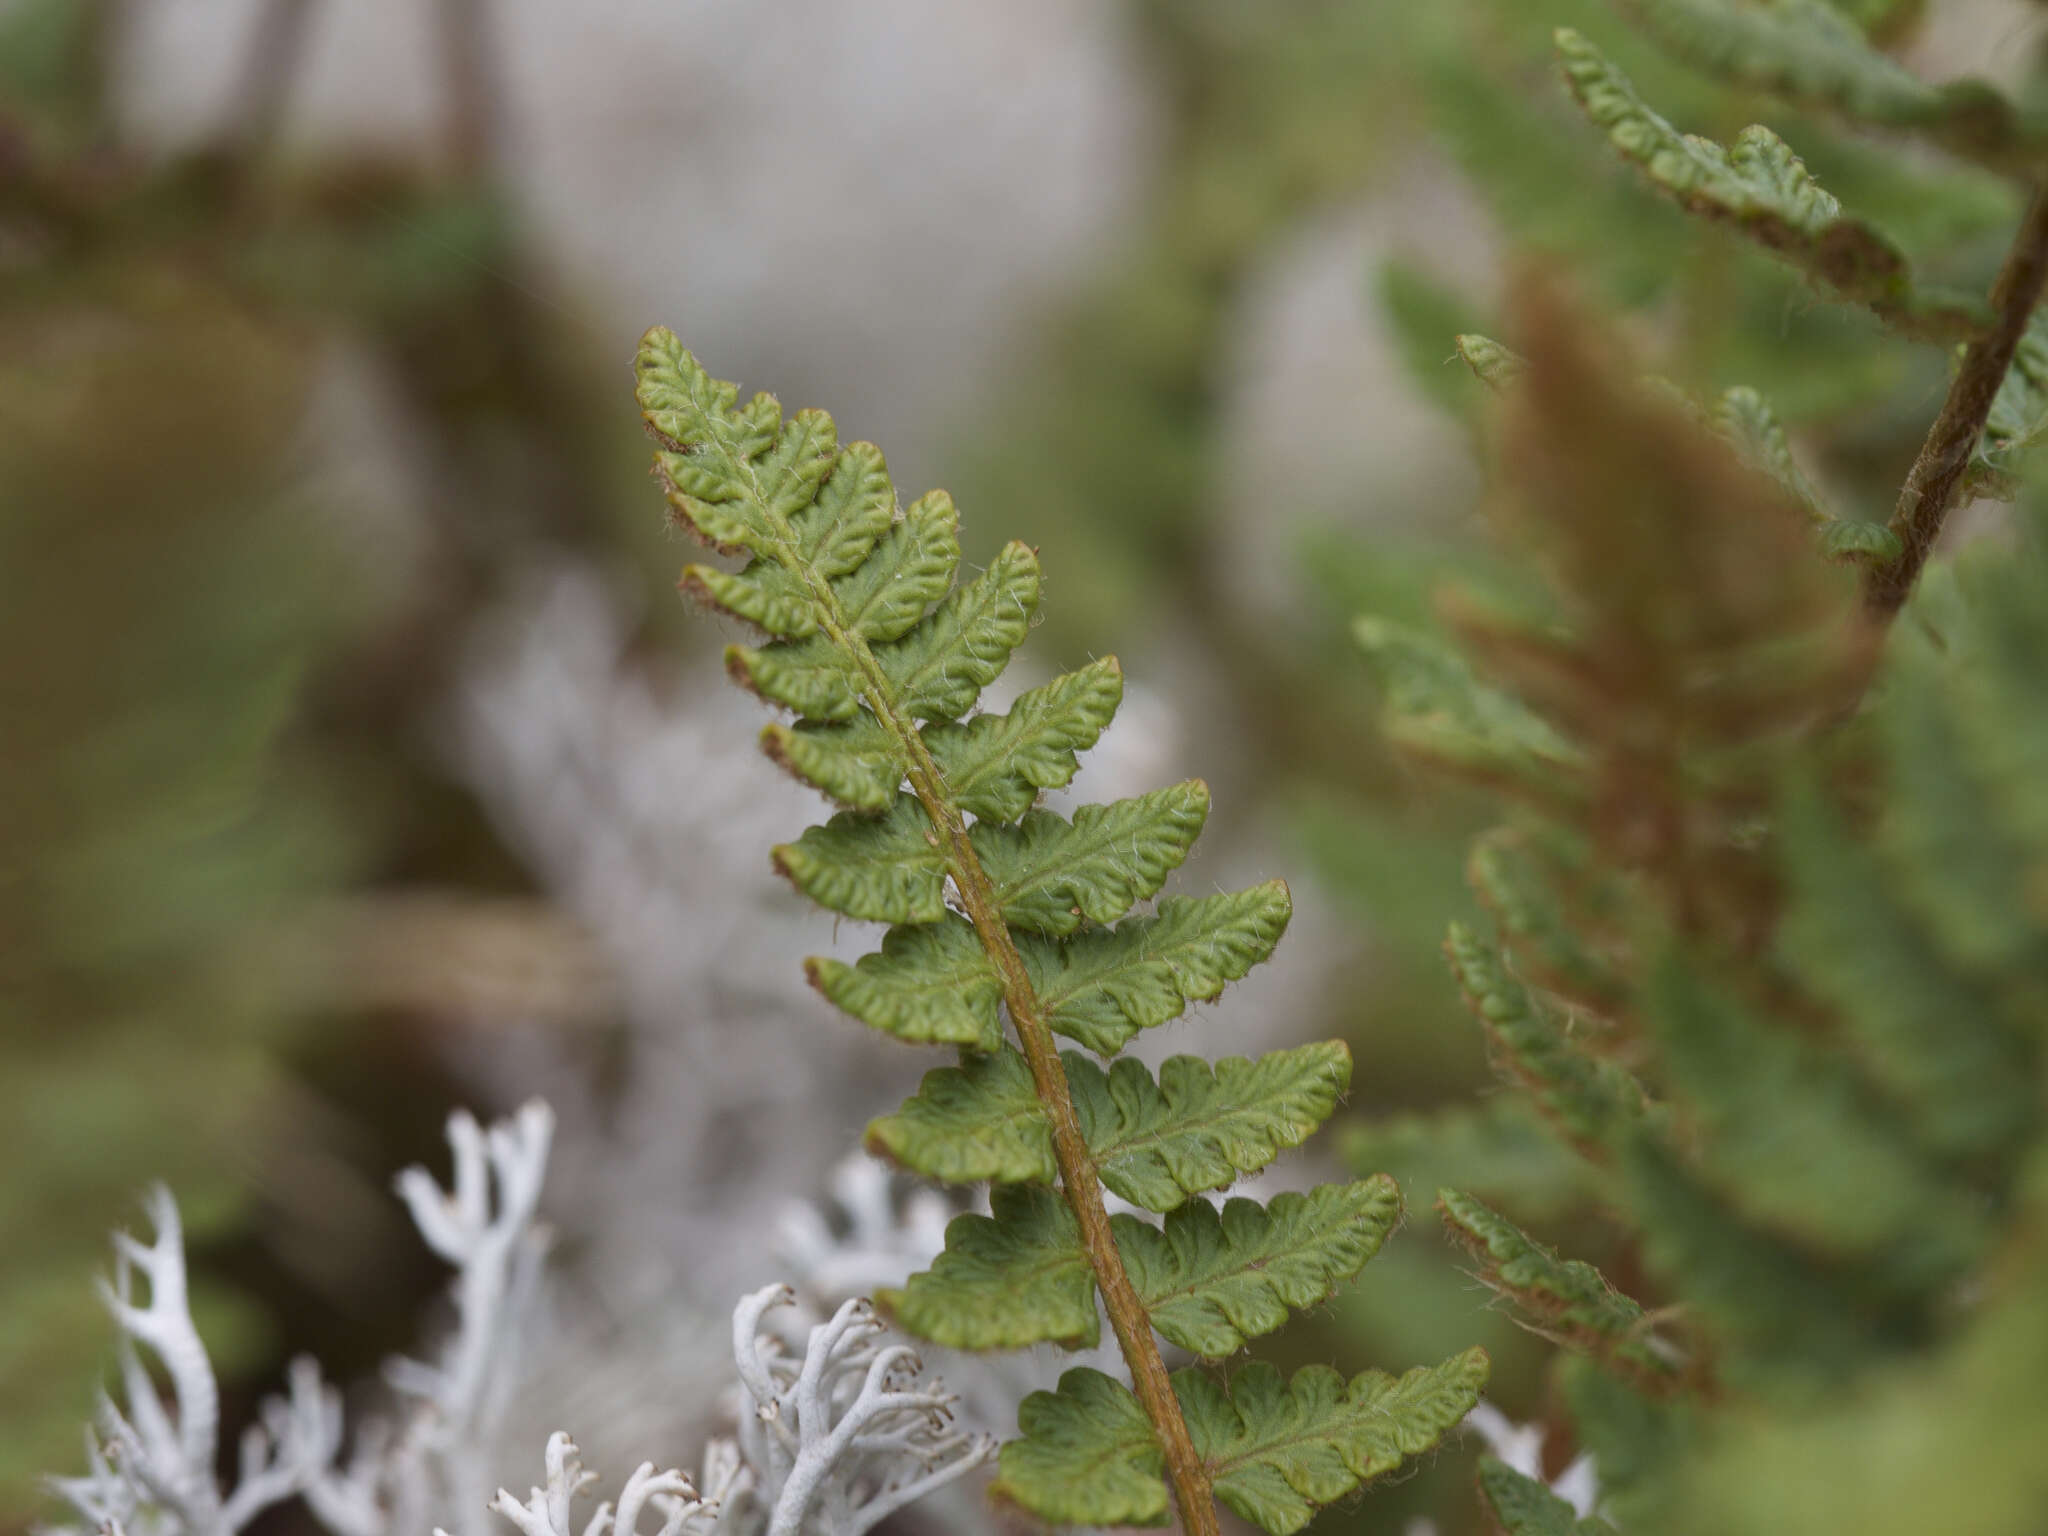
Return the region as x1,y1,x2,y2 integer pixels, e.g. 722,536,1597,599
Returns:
1,0,652,1515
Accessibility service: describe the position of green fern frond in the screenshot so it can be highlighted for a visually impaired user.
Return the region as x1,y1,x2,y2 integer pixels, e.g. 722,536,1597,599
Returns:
1456,332,1530,391
1438,1189,1683,1390
1353,618,1586,804
1709,387,1831,522
1615,0,2047,171
1777,778,2035,1162
634,336,1483,1532
1557,28,1983,342
1446,923,1648,1154
1620,1134,1878,1375
1467,828,1631,1016
1649,953,1984,1286
1447,331,1901,566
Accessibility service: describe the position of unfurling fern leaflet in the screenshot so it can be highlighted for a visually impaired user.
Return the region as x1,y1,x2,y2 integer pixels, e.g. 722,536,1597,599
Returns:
633,334,1485,1534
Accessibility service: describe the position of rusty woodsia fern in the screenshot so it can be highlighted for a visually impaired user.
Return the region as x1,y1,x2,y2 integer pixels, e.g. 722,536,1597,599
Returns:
630,337,1487,1535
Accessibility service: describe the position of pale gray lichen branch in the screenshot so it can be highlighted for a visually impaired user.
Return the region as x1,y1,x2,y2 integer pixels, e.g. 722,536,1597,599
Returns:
42,1103,558,1536
729,1286,995,1536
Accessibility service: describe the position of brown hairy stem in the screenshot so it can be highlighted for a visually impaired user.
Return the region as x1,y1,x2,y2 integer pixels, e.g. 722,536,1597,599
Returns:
1866,184,2048,619
740,488,1220,1531
842,640,1221,1536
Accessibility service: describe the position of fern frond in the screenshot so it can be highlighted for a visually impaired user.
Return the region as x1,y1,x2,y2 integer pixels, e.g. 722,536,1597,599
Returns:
1457,332,1530,390
1777,778,2035,1162
1446,923,1648,1155
1353,618,1586,806
1438,1190,1682,1391
865,1047,1051,1182
979,781,1210,935
635,336,1481,1532
1445,333,1899,567
1620,1135,1877,1375
1467,827,1631,1017
1615,0,2046,171
1557,28,1984,342
1648,954,1984,1283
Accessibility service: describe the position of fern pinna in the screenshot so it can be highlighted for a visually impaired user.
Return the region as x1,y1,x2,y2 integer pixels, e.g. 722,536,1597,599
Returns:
631,334,1485,1534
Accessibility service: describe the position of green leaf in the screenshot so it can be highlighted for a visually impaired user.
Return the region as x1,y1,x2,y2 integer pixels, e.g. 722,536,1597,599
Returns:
1378,262,1489,421
1118,1180,1401,1357
993,1369,1169,1528
1023,882,1294,1054
832,489,962,642
1177,1350,1490,1536
1616,0,2043,170
1557,29,1982,342
761,712,904,811
1354,618,1584,803
1438,1189,1681,1388
1816,517,1903,563
866,1047,1053,1184
1777,778,2033,1162
725,633,862,722
1711,386,1829,522
865,1040,1345,1204
1444,924,1647,1153
1456,333,1528,390
876,540,1040,721
792,438,896,578
771,795,946,924
680,558,817,639
1466,828,1629,1017
634,331,776,557
1647,953,1983,1283
1072,1042,1351,1212
805,916,1003,1050
922,657,1124,822
1477,1457,1618,1536
1621,1133,1874,1377
882,1184,1097,1350
975,781,1211,937
1880,635,2045,977
1974,311,2048,495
